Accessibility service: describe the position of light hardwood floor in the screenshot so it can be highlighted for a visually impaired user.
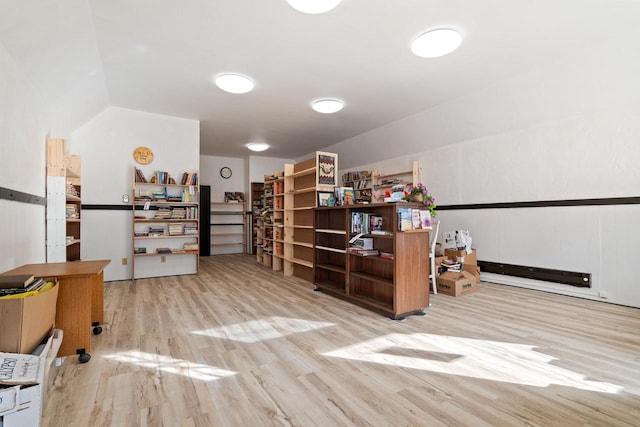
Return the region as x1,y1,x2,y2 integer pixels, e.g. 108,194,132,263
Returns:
43,255,640,427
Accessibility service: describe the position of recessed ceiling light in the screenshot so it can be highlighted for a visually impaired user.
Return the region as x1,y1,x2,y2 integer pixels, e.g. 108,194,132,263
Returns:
411,29,462,58
214,73,255,94
247,142,270,152
312,99,344,114
286,0,342,14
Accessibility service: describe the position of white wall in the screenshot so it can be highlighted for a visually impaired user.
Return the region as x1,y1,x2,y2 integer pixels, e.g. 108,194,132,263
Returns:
328,34,640,307
69,107,199,281
0,42,54,272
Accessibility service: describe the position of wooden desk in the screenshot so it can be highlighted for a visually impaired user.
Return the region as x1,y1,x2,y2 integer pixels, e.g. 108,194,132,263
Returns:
1,260,110,362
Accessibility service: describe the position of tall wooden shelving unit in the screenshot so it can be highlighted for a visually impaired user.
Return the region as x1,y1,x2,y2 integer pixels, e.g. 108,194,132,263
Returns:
342,170,372,204
261,174,275,268
283,152,338,281
250,182,264,254
272,173,285,271
210,201,247,254
314,202,430,319
46,137,82,262
371,160,419,203
131,169,199,281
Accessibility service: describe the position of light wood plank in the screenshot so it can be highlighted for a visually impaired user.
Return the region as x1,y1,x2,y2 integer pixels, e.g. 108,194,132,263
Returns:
42,254,640,427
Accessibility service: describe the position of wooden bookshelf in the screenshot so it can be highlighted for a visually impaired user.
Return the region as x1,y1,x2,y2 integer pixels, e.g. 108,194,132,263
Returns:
250,182,264,254
284,152,338,281
370,160,419,203
313,202,430,319
132,168,199,281
210,201,247,255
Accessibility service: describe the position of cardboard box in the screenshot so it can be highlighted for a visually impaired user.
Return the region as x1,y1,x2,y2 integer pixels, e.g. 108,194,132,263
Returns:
444,248,477,265
463,264,481,284
436,271,477,296
0,282,58,354
0,329,62,427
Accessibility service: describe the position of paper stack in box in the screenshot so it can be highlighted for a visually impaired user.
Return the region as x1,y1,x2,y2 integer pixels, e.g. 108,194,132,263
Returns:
436,245,481,297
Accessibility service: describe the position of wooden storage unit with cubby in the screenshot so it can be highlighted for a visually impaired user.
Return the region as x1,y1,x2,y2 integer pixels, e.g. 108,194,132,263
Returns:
283,152,338,281
46,137,83,262
313,202,430,319
132,168,199,281
371,160,419,203
272,172,285,271
210,201,247,255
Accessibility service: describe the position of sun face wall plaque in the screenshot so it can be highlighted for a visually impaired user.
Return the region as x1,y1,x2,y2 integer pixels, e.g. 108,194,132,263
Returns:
133,146,154,165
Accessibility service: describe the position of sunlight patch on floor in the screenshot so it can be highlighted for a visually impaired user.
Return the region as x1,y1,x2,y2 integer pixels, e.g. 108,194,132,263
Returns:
191,316,334,343
103,350,237,382
323,333,622,393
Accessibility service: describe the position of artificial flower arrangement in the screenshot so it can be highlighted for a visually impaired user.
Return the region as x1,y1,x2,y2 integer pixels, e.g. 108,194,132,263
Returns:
402,182,437,217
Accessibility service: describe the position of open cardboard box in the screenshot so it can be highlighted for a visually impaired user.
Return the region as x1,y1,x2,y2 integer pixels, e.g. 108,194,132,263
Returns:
436,270,477,297
0,329,63,426
0,282,58,354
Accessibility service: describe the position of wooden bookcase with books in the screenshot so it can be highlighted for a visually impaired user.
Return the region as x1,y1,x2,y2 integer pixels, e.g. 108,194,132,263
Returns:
250,182,264,254
132,168,199,281
283,152,338,281
313,202,430,319
370,160,419,203
272,172,285,271
342,170,372,203
260,174,275,268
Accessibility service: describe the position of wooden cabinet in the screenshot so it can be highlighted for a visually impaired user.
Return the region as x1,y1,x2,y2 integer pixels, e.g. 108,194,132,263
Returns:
46,137,82,262
284,152,338,281
314,202,430,319
132,169,199,281
210,201,247,254
371,160,419,203
272,173,285,271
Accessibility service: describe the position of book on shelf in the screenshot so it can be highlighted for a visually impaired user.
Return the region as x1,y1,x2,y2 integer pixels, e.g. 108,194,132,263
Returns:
347,247,379,256
379,251,394,260
0,274,35,289
420,210,432,228
134,247,147,254
156,248,172,254
398,207,412,231
411,209,422,230
180,172,198,186
135,168,148,183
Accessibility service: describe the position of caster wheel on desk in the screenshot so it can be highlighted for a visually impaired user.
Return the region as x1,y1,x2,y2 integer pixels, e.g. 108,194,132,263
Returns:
78,353,91,364
93,326,103,335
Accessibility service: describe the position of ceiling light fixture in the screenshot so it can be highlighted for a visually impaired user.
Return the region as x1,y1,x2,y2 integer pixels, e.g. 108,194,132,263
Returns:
214,73,255,94
247,142,270,152
312,99,344,114
411,28,462,58
286,0,342,14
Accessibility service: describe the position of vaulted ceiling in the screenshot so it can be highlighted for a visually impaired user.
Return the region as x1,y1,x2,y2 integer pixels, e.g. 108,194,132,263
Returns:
2,0,639,159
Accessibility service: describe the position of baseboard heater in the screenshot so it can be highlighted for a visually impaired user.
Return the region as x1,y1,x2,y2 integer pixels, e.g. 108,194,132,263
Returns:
477,261,591,288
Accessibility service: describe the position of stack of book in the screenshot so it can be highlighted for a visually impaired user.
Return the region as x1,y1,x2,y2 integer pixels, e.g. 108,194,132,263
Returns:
183,243,198,253
168,223,184,236
155,208,172,219
0,274,47,296
134,247,147,254
170,208,186,219
379,251,394,260
156,247,172,254
347,247,379,257
148,227,165,237
66,204,79,219
183,223,198,235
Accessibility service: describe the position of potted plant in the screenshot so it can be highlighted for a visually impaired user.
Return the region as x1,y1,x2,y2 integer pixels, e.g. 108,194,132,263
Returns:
403,183,437,217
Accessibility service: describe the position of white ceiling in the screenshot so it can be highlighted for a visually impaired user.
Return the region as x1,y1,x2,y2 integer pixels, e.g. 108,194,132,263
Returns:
1,0,639,159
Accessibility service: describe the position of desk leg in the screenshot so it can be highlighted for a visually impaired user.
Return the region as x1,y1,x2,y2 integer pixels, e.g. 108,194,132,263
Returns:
56,276,93,360
90,270,105,335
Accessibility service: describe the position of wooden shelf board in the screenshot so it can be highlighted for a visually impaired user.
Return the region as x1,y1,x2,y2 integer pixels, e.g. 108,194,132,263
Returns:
315,229,347,235
289,257,313,268
134,252,198,257
348,293,393,313
316,245,346,254
314,281,346,294
135,235,199,239
290,187,316,195
290,166,316,178
66,195,81,202
315,263,346,274
350,271,393,287
65,240,80,247
292,241,313,249
374,170,412,179
135,219,199,223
